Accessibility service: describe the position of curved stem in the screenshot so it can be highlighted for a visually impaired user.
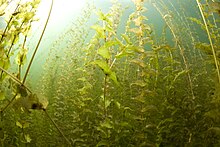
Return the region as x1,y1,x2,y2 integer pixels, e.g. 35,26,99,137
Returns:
22,0,54,84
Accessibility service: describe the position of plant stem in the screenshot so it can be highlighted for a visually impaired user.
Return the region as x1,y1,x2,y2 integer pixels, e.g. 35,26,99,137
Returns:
103,74,108,117
22,0,54,84
0,94,17,114
43,109,71,145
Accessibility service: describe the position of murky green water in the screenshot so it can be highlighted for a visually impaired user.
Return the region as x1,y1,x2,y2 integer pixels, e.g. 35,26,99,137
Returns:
0,0,220,146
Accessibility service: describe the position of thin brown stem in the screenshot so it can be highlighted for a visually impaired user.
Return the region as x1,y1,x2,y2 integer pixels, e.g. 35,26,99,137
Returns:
103,74,108,117
0,94,17,114
43,109,71,145
22,0,54,84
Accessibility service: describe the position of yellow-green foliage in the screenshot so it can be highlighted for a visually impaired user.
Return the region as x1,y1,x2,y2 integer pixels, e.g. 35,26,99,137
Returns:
0,0,220,146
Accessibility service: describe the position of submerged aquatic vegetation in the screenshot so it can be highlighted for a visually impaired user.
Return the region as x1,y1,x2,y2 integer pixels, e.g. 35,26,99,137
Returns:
208,1,220,15
36,0,220,146
0,0,220,146
0,0,71,146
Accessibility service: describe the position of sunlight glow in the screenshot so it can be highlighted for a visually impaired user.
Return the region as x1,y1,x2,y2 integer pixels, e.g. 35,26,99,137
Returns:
36,0,86,22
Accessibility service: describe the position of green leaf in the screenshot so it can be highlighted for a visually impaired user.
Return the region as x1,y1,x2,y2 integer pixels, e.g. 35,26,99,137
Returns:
132,94,145,103
31,0,41,8
195,43,212,55
96,126,107,137
98,40,119,59
133,116,146,121
104,40,118,47
115,38,124,47
0,58,10,70
105,25,115,34
173,70,188,83
114,101,121,109
115,50,134,58
24,134,32,143
208,127,220,136
130,59,146,68
96,140,109,147
24,12,35,22
110,72,119,86
92,60,119,85
0,91,5,100
105,99,111,109
101,119,113,129
91,25,105,38
96,10,113,25
131,80,147,87
121,34,132,44
77,77,87,82
116,45,146,58
124,107,133,111
16,121,23,128
92,60,111,75
16,48,28,66
96,10,107,21
98,45,111,59
22,121,30,129
127,45,145,53
120,122,131,127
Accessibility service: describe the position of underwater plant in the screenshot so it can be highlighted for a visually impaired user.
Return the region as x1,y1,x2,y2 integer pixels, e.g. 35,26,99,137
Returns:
1,0,220,146
34,0,220,146
0,0,71,145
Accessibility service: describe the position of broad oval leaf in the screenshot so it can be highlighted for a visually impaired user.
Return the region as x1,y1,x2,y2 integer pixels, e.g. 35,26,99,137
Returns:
98,45,111,59
92,60,119,85
92,60,111,75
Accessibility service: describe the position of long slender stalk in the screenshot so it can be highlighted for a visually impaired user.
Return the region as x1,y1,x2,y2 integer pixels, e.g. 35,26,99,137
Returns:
102,20,109,118
22,0,54,84
103,74,108,117
43,109,71,145
196,0,220,84
0,94,17,114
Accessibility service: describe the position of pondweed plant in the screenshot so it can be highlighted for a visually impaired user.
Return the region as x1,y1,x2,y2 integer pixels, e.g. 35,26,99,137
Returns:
0,0,71,146
39,0,159,146
0,0,220,146
36,0,220,146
